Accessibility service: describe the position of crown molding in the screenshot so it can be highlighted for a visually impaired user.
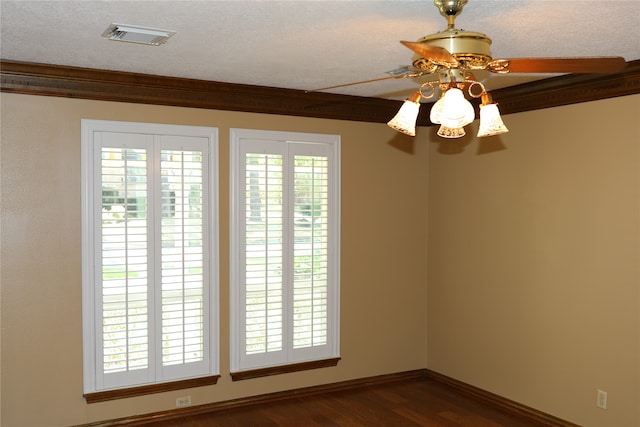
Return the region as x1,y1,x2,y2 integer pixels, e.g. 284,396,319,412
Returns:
2,59,639,126
0,59,400,124
491,59,640,115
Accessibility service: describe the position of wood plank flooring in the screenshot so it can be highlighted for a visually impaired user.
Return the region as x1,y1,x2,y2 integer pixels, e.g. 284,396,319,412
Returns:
142,377,556,426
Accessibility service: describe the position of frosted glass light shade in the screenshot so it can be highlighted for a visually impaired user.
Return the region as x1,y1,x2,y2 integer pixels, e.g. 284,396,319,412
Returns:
429,96,445,124
387,95,421,136
440,88,475,129
477,103,509,137
437,125,466,139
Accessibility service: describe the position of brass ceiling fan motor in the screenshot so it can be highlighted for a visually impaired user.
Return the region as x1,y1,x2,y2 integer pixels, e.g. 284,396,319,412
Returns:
404,0,627,75
412,0,493,71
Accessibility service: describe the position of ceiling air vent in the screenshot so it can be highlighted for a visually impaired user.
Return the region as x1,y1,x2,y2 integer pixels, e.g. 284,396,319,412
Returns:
102,23,175,46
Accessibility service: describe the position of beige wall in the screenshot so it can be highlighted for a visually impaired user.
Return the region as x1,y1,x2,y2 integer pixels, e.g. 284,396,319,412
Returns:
427,94,640,427
0,93,428,426
2,91,638,427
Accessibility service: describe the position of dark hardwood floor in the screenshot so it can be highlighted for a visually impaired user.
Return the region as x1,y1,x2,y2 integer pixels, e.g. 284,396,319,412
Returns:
140,377,556,427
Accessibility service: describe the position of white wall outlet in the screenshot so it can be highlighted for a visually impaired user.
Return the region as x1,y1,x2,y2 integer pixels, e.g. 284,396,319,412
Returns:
176,396,192,407
596,389,607,409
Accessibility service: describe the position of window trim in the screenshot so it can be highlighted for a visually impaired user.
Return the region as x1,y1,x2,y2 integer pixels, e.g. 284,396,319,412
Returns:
229,128,341,377
81,119,220,399
83,375,220,403
230,358,340,382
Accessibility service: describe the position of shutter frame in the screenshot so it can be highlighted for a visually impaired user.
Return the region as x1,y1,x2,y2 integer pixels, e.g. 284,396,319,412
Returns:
82,120,219,395
230,129,340,374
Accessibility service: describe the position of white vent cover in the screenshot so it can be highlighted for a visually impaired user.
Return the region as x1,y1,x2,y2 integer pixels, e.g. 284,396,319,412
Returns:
102,23,175,46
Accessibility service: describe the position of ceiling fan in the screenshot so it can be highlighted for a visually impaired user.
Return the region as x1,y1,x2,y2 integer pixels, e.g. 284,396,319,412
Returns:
311,0,627,138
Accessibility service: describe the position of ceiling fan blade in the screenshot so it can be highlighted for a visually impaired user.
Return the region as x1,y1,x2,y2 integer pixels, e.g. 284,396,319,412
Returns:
306,71,424,93
491,57,627,74
400,41,459,67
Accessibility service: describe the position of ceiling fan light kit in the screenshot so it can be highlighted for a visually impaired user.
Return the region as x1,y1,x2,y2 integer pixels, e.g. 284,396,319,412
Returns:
387,77,506,138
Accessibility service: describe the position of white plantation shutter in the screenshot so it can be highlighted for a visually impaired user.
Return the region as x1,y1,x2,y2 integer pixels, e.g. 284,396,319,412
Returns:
82,120,218,394
230,129,340,373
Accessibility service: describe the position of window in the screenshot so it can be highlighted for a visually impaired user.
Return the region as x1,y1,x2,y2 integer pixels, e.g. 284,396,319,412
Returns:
229,129,340,378
81,120,219,401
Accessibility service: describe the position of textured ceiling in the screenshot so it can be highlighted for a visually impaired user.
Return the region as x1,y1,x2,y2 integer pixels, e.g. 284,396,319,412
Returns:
1,0,639,100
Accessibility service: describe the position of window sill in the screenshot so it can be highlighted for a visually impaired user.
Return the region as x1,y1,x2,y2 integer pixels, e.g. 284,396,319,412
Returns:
84,375,220,403
231,357,340,381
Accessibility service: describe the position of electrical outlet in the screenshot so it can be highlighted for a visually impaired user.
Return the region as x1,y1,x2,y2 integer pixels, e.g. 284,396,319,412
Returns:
597,389,607,409
176,396,192,407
